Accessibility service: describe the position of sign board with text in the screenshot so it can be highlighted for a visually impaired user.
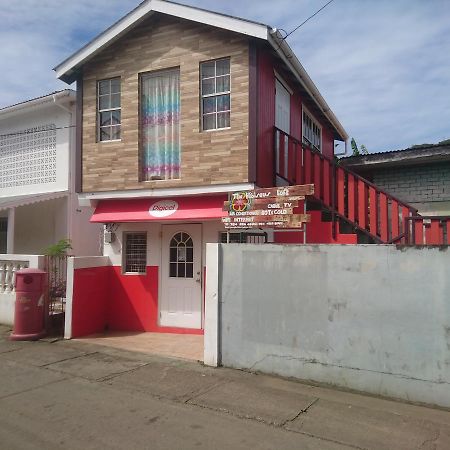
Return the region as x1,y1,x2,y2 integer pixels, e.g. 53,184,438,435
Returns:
222,184,313,229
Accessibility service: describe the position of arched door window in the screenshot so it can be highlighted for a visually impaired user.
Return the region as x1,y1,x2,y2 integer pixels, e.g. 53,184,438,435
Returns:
169,232,193,278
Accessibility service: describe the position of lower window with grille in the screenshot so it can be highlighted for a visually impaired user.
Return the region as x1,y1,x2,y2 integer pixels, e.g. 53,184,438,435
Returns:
123,232,147,274
220,232,267,244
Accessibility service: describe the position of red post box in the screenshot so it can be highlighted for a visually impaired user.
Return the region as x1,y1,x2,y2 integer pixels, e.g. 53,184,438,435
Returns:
10,269,47,341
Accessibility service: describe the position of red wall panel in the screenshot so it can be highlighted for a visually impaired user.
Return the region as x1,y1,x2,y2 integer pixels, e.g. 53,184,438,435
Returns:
107,266,158,332
107,266,203,335
256,50,276,187
321,126,334,160
71,265,203,337
71,266,110,338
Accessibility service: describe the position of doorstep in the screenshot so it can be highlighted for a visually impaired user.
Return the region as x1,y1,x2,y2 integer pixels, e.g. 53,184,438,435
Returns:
74,331,203,361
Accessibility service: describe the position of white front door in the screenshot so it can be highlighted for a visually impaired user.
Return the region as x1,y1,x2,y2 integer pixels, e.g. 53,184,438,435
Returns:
160,224,202,329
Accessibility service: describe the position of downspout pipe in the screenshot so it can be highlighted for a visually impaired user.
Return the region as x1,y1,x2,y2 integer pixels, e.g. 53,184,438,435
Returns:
53,93,76,247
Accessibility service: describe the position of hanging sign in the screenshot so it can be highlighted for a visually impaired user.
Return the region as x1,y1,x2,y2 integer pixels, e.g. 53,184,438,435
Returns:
222,184,313,229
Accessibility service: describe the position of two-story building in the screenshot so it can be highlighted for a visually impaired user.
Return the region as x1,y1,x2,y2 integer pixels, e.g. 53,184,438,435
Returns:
55,0,350,335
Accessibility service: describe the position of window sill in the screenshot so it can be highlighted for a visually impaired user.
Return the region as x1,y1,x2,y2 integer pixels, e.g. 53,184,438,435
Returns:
202,127,231,133
141,178,182,183
98,139,122,144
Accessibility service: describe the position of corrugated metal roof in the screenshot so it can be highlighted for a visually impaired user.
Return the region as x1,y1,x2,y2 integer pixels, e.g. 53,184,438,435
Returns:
341,142,450,160
0,192,68,211
340,142,450,168
0,89,75,114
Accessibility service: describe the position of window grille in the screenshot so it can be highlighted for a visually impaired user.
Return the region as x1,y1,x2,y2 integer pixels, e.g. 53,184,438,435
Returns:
0,124,57,188
220,232,267,244
124,232,147,274
98,78,121,141
302,109,321,152
200,58,231,131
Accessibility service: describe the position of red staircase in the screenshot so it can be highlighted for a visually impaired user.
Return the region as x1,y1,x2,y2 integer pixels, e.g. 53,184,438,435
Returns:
274,127,450,245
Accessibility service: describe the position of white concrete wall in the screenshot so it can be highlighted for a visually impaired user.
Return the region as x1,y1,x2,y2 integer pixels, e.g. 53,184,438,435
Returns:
69,195,103,256
13,197,68,254
206,244,450,408
0,103,70,198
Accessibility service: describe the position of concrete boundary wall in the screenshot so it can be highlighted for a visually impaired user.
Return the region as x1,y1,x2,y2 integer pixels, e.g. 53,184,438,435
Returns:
204,244,450,408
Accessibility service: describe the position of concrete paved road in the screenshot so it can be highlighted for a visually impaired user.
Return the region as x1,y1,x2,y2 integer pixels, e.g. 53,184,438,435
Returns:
0,326,449,449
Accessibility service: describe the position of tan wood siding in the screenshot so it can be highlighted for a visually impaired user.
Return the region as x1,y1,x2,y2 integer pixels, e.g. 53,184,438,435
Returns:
82,14,249,193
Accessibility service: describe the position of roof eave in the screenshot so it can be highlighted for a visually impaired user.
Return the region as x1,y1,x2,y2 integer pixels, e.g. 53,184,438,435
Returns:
0,90,76,118
268,30,348,142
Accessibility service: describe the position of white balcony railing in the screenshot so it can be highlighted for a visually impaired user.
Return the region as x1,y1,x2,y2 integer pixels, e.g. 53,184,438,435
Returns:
0,255,45,293
0,260,29,293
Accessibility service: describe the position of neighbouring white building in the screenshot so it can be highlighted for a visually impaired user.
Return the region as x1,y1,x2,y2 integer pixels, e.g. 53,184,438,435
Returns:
0,90,102,256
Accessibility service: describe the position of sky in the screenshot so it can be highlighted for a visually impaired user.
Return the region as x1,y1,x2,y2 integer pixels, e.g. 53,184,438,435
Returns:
1,0,450,153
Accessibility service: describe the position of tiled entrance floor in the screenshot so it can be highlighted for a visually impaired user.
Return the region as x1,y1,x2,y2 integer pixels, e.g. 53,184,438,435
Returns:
75,332,204,361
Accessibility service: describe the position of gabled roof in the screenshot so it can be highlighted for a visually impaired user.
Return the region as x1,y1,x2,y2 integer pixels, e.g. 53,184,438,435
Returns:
54,0,348,141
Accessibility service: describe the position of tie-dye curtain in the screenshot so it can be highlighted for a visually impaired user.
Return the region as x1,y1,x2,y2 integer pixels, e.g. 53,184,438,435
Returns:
141,69,180,180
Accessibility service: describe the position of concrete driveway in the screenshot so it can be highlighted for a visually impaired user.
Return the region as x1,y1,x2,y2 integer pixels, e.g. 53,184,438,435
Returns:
0,325,449,449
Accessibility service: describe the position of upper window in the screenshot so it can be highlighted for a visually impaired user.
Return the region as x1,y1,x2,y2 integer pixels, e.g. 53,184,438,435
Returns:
200,58,230,131
123,232,147,274
98,78,121,142
140,69,180,181
302,108,321,152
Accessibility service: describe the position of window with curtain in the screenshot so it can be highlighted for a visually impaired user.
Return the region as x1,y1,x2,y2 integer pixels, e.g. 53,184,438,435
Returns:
140,69,181,181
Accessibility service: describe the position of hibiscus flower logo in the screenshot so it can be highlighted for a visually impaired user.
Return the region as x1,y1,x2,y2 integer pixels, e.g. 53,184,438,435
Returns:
230,192,252,212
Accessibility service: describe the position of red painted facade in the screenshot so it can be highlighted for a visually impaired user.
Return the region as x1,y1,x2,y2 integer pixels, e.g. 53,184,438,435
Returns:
254,46,337,187
71,266,110,338
274,210,357,245
70,266,204,338
256,49,276,188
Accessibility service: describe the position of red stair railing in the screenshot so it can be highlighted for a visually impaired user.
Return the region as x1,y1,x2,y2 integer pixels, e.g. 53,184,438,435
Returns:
274,127,419,243
404,216,450,245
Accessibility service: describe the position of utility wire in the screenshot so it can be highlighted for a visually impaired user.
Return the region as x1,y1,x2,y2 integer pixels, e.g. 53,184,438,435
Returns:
284,0,336,40
0,125,76,139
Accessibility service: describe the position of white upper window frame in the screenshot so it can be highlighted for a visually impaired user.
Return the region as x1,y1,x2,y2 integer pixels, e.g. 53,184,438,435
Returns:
97,77,121,143
302,105,322,152
200,57,231,131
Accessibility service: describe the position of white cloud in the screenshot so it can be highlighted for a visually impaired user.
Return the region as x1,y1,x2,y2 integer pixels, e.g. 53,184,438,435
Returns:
1,0,449,152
